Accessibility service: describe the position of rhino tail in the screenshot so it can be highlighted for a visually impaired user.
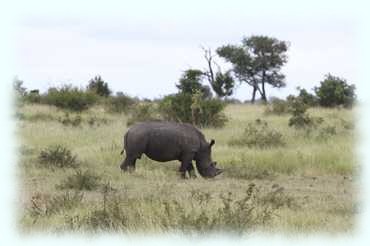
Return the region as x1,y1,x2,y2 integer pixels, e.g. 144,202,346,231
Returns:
120,131,128,155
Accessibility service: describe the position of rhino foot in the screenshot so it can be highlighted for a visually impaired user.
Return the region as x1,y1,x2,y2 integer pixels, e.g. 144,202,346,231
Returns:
189,170,197,179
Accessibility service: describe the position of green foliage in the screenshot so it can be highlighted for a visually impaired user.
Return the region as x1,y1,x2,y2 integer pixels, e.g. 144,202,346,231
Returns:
176,69,212,98
217,35,288,102
229,119,285,148
87,75,111,97
38,145,79,169
158,92,227,128
105,92,135,113
296,87,318,107
198,98,227,128
264,97,289,115
126,103,159,126
43,85,98,111
314,74,356,108
287,97,322,129
57,170,101,191
23,90,41,104
208,71,235,98
159,93,193,123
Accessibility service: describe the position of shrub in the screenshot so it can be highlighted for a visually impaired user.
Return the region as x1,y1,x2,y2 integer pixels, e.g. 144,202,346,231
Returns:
296,87,318,107
158,92,227,128
317,125,337,140
42,85,98,111
259,184,298,209
38,145,78,169
159,93,192,122
228,120,285,148
264,97,289,115
287,97,320,129
105,93,135,113
126,103,160,126
24,90,41,104
29,191,83,218
314,74,356,108
87,116,109,127
197,98,227,128
57,170,101,191
58,113,82,127
87,75,111,97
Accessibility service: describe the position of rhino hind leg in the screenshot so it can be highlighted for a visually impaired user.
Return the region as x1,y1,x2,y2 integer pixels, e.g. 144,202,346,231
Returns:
120,155,137,172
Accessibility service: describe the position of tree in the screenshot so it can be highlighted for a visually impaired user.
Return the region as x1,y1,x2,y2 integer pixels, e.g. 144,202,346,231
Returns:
87,75,111,97
217,35,288,103
13,77,26,97
202,48,235,98
176,69,212,98
314,74,356,108
296,87,318,107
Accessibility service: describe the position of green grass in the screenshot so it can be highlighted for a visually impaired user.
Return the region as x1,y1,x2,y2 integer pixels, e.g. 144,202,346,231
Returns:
16,103,357,234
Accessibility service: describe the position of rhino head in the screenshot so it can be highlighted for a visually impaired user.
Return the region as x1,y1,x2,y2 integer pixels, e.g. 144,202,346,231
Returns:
195,139,223,178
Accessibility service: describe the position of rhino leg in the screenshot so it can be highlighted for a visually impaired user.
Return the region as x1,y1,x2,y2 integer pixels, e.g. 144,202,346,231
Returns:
187,164,197,178
120,155,137,172
179,153,195,179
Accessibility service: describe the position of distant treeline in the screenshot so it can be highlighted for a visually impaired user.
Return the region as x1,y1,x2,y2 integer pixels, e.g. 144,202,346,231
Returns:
13,34,356,128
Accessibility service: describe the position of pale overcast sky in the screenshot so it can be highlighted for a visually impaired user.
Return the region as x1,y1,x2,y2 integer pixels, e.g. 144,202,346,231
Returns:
12,1,360,101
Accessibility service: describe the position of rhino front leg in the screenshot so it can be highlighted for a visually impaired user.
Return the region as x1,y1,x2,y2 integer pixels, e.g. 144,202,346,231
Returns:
187,163,197,178
179,153,195,179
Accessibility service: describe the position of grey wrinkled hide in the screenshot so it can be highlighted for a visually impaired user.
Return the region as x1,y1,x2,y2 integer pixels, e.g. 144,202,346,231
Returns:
119,121,222,178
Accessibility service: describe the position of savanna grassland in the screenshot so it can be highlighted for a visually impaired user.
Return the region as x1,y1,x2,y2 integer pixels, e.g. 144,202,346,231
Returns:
16,103,357,234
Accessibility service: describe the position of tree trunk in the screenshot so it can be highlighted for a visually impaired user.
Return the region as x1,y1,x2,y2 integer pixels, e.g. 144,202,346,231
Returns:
261,81,267,102
251,86,257,104
261,71,267,102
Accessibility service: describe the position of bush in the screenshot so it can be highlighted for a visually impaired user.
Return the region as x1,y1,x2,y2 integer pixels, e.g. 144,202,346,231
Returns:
296,87,318,107
264,98,289,115
38,145,79,169
105,93,135,113
43,85,98,112
29,191,83,218
87,75,111,97
228,120,285,148
158,92,227,128
287,97,324,129
314,74,356,108
57,170,101,191
24,90,41,104
58,113,82,127
126,103,160,126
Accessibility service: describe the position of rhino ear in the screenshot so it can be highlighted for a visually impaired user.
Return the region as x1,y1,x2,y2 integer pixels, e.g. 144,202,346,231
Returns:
210,139,215,147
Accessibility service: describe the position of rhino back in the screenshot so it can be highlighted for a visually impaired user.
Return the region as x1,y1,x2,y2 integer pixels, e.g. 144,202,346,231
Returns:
125,121,205,162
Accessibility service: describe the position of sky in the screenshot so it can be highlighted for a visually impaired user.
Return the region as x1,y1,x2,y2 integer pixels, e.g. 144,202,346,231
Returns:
12,1,360,101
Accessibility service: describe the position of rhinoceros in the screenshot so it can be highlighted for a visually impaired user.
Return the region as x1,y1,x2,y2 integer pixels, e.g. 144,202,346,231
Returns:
119,121,222,178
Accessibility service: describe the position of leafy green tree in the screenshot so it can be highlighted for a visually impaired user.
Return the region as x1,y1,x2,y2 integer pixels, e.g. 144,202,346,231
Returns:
203,48,235,98
217,35,288,103
314,74,356,108
176,69,212,98
296,87,318,107
87,75,111,97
